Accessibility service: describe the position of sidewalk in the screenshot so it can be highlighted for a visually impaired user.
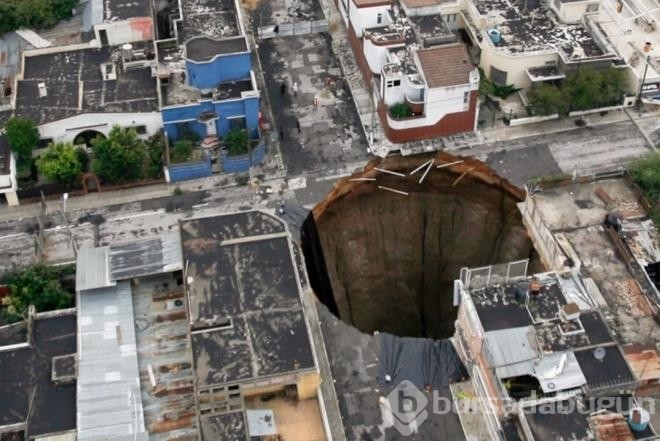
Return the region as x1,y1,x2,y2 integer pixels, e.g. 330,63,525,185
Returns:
0,166,287,224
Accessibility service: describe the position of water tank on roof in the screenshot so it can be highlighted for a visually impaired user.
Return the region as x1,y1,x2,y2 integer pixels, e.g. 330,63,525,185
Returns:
628,407,650,432
122,43,134,61
487,29,502,44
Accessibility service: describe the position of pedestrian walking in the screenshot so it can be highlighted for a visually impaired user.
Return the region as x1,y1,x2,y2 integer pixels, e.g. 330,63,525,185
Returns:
292,82,298,97
280,82,286,95
295,119,301,134
279,128,284,141
313,97,318,109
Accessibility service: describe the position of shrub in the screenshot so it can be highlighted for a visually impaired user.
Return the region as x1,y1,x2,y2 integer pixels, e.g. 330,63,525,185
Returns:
1,264,75,323
171,139,194,163
224,128,249,156
36,142,82,186
389,103,413,119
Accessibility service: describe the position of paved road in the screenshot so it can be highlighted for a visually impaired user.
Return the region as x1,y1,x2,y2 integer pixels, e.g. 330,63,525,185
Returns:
453,119,652,186
258,34,371,176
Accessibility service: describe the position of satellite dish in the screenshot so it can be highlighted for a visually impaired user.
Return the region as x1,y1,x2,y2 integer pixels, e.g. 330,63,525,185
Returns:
593,347,606,361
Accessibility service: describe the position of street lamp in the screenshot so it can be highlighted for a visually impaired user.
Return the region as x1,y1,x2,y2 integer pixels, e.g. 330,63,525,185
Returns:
60,193,78,257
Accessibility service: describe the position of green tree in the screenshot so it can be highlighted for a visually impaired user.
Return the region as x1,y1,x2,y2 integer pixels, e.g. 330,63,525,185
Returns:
527,84,568,116
2,264,74,322
224,128,249,156
5,116,39,167
76,147,90,173
36,142,82,186
629,152,660,202
0,0,77,33
145,132,165,179
171,139,194,163
91,126,147,183
629,152,660,227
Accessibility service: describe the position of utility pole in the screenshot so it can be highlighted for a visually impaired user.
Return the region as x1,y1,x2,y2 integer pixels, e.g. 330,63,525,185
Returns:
61,193,78,258
636,55,651,111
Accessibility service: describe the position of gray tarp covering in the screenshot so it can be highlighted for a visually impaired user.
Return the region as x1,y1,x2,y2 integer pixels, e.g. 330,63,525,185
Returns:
378,333,468,391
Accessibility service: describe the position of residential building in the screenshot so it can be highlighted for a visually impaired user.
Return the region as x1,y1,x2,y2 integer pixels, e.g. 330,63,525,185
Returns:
155,0,261,154
81,0,154,47
0,307,77,439
13,42,162,146
67,210,328,440
594,0,660,102
340,0,480,142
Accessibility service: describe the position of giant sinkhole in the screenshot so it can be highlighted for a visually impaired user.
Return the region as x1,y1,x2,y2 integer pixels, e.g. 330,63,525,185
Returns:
302,152,540,340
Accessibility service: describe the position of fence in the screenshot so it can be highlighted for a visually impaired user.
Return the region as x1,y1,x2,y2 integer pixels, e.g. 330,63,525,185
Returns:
459,259,529,290
165,156,212,183
222,142,266,174
257,19,328,39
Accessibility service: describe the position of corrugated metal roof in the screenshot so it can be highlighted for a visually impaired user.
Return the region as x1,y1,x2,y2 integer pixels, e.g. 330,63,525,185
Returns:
76,247,115,291
109,232,183,281
485,326,538,368
76,282,148,441
534,351,586,393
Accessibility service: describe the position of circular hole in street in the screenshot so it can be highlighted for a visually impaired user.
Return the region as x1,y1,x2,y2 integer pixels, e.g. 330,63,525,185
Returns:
302,153,540,339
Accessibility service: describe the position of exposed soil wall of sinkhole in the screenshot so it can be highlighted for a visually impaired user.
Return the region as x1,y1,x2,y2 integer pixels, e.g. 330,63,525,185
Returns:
302,152,541,340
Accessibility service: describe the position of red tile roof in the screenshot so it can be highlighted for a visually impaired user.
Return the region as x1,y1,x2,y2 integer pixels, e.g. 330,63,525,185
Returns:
589,413,634,441
416,44,474,88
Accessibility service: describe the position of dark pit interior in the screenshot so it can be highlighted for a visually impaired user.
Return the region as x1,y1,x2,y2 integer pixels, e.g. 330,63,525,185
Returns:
302,154,540,340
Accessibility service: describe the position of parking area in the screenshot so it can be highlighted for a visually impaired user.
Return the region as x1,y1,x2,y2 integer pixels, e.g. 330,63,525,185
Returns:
258,33,371,176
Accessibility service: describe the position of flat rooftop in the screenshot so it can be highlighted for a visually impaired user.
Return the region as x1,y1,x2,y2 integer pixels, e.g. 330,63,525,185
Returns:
179,0,241,42
0,313,77,437
105,0,151,20
474,0,605,58
470,275,574,332
596,0,660,82
162,75,254,106
16,45,159,125
185,36,247,61
408,15,455,47
526,177,658,345
200,412,247,440
181,211,316,386
523,399,593,441
574,345,635,389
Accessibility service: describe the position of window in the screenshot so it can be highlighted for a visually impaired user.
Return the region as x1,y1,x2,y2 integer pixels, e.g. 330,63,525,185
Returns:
229,117,246,131
377,13,383,24
132,125,147,135
445,13,457,22
386,79,401,88
490,66,508,86
463,91,469,104
586,3,599,12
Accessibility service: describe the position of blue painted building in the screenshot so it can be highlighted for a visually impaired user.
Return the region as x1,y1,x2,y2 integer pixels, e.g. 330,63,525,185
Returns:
160,35,260,143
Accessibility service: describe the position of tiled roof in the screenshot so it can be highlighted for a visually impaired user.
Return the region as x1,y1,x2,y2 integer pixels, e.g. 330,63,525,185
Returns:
416,43,473,88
